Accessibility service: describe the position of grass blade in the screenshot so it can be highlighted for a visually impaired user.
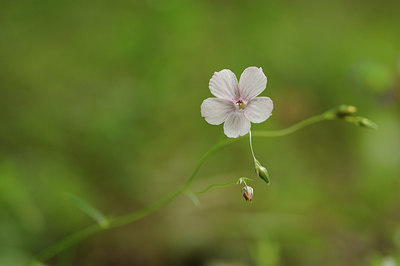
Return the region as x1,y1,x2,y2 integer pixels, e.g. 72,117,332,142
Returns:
65,193,109,228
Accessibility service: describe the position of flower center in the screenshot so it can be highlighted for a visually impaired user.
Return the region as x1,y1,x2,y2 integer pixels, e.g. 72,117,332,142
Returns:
235,100,246,110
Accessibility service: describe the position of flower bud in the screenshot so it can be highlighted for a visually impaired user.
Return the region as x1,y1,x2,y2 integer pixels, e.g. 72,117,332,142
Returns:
325,105,357,119
336,105,357,117
344,116,378,130
358,117,378,129
242,186,254,201
255,160,270,184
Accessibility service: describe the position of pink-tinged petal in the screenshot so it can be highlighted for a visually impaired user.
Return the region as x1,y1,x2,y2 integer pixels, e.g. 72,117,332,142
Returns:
201,98,235,125
238,67,267,101
209,69,239,100
245,97,273,123
223,112,251,138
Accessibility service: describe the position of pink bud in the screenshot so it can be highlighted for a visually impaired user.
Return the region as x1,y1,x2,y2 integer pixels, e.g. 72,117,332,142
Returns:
242,186,254,201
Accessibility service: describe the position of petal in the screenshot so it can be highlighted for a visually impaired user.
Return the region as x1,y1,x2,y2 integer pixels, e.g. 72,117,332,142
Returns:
201,97,235,125
223,112,251,138
209,69,239,100
238,67,267,101
245,97,273,123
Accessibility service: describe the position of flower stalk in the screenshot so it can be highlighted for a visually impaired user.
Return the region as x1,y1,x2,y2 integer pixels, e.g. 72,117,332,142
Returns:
249,130,270,184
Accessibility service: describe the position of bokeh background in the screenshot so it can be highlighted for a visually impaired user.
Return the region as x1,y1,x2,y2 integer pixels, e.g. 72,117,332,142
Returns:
1,0,400,265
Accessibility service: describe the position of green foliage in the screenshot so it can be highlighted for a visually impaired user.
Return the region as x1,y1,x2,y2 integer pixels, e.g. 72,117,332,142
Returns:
0,0,399,265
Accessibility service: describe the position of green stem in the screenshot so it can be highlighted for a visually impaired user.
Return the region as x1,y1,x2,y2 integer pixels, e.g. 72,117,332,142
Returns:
33,189,182,263
248,130,257,162
251,113,327,138
195,179,239,194
31,111,329,264
183,138,236,187
33,224,102,263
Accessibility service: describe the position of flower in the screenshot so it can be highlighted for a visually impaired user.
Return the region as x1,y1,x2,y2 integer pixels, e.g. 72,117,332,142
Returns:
201,67,273,138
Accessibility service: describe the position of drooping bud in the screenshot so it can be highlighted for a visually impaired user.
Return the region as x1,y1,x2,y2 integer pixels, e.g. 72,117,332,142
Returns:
242,186,254,201
255,160,270,184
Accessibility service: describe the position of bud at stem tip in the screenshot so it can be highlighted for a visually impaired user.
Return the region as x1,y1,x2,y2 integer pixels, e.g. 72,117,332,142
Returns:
255,160,270,184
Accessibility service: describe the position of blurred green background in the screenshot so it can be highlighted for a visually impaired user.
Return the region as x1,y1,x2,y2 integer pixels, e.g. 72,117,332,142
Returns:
1,0,400,265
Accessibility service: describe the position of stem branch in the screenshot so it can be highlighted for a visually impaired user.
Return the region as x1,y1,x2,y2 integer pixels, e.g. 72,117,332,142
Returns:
31,111,329,263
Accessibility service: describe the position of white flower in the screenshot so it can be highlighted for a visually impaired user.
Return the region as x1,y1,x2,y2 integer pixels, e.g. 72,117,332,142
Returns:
201,67,273,138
